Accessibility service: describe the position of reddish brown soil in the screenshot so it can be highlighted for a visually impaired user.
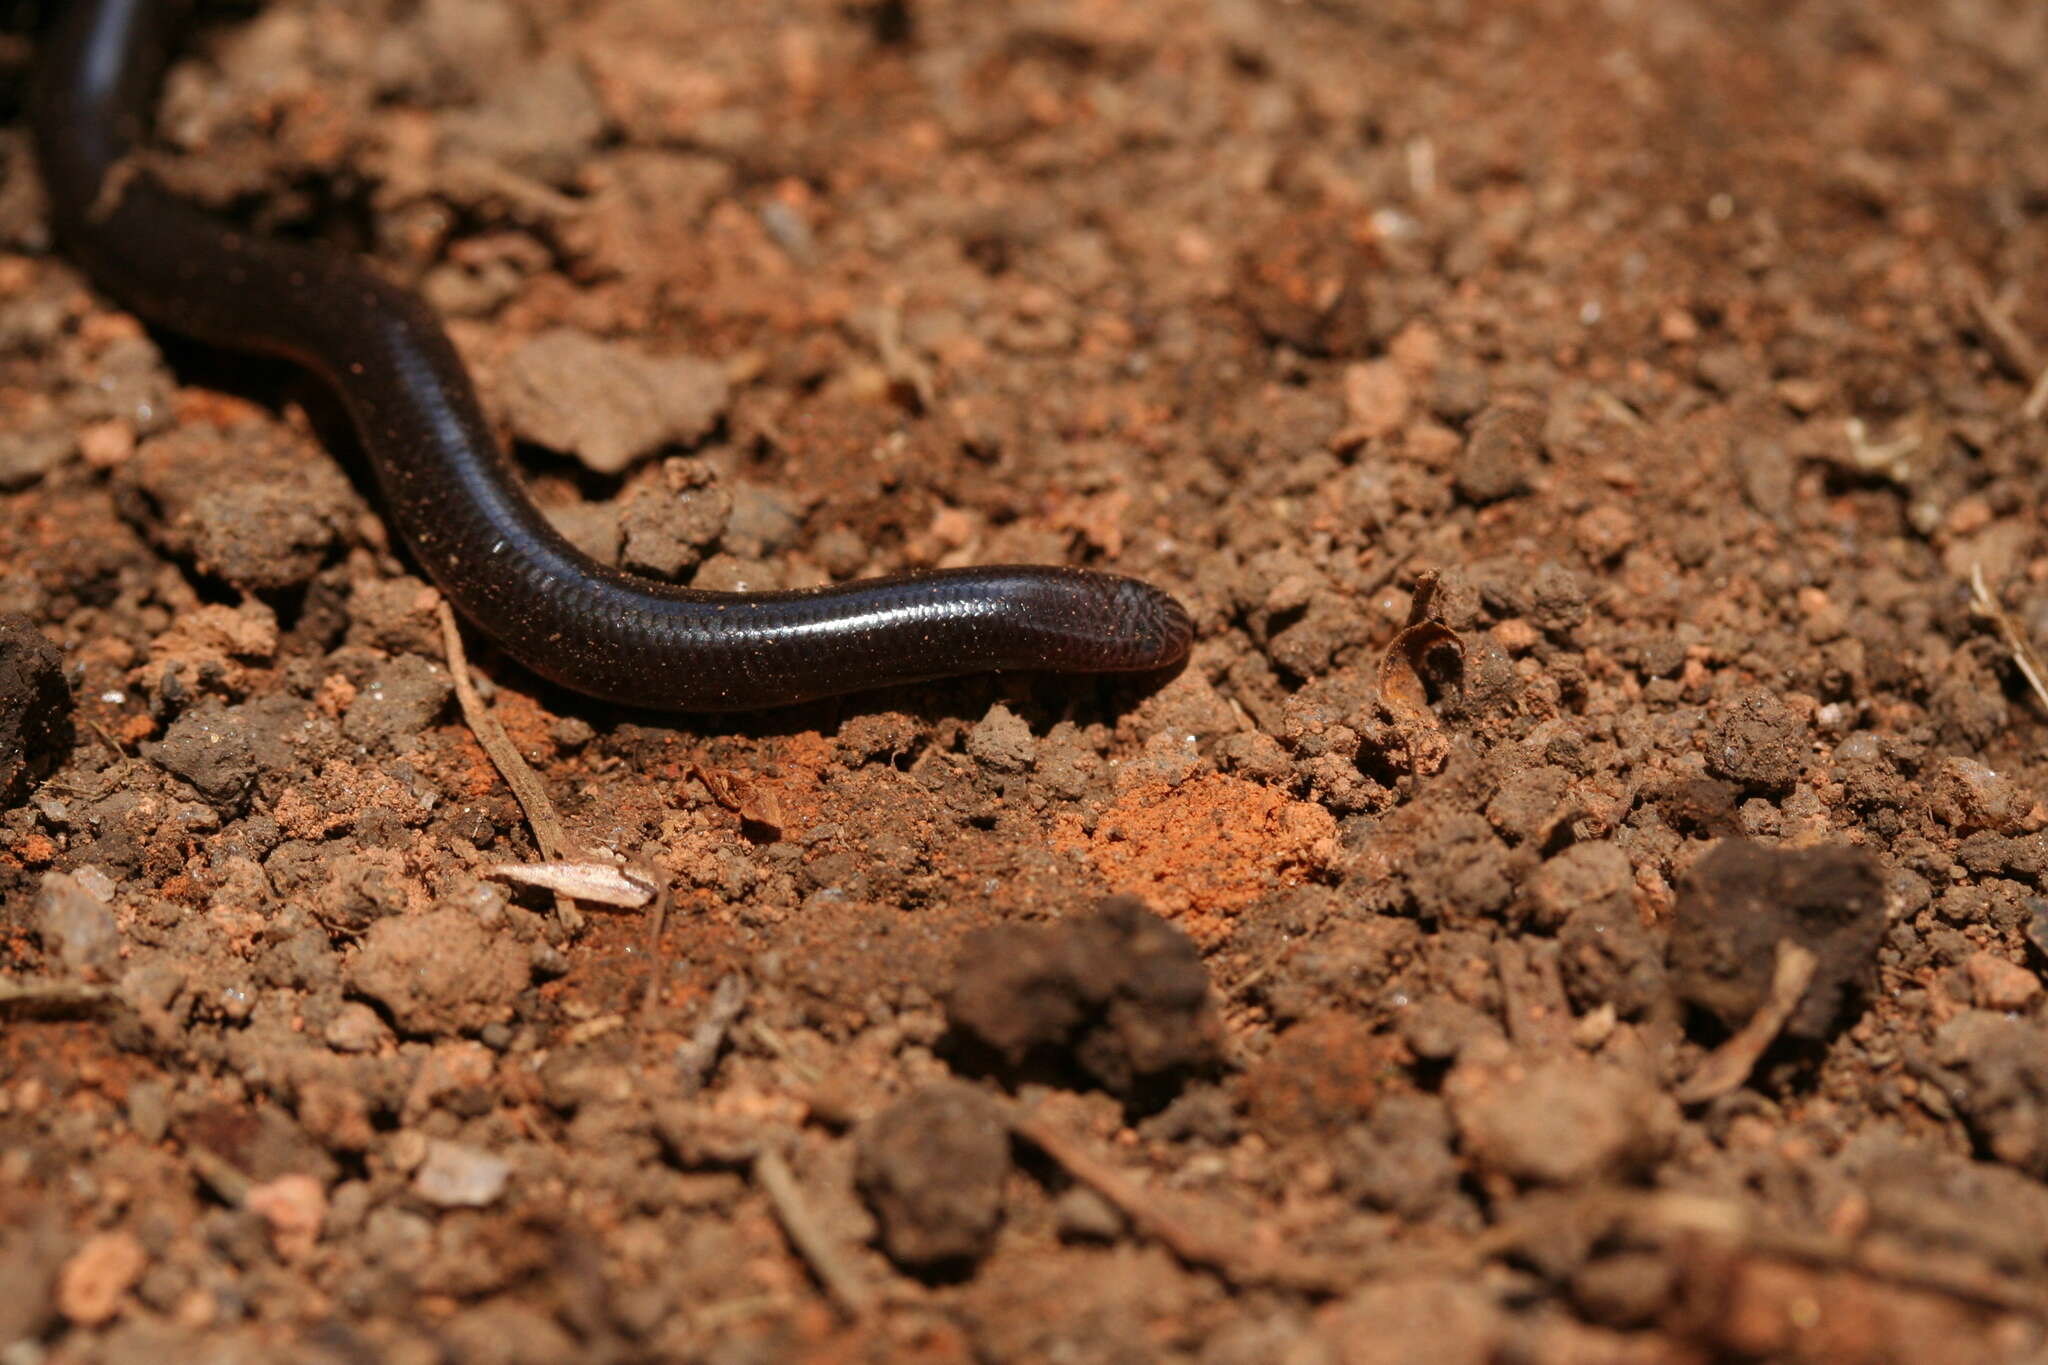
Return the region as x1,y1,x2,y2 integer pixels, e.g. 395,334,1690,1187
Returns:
7,1,2048,1361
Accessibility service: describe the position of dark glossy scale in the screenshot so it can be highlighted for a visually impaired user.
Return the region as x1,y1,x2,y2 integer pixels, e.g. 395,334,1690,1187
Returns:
33,0,1192,710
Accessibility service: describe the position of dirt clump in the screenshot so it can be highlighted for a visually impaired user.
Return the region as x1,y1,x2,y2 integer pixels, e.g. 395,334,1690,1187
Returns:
1446,1047,1679,1188
854,1083,1011,1271
945,896,1220,1101
344,906,535,1035
1667,838,1888,1042
0,613,69,806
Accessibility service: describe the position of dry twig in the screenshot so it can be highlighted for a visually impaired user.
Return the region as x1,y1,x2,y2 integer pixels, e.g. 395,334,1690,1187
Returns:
1622,1190,2048,1318
0,977,117,1014
1967,279,2042,382
438,600,583,927
1001,1104,1345,1293
753,1148,873,1318
1674,940,1817,1105
1970,564,2048,716
672,973,747,1087
185,1144,255,1207
2025,368,2048,423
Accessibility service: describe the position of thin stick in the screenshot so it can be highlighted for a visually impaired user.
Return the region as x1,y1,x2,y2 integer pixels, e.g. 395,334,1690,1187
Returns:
1002,1105,1344,1293
674,973,747,1090
1970,564,2048,715
1620,1190,2048,1318
185,1143,255,1207
0,977,116,1012
1967,279,2041,383
638,888,673,1022
754,1148,873,1318
1674,940,1817,1105
2025,366,2048,423
437,600,582,927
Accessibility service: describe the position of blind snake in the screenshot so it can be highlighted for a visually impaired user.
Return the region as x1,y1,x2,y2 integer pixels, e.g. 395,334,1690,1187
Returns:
33,0,1193,711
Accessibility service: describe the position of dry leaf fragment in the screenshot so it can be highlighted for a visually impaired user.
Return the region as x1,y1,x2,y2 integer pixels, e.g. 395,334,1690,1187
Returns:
1375,570,1467,775
487,861,657,909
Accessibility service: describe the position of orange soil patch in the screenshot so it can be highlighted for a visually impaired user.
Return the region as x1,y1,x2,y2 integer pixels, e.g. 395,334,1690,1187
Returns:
1062,773,1337,943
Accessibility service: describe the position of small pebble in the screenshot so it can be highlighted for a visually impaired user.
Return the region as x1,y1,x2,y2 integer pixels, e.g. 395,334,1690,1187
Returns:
125,1080,170,1144
36,871,122,979
1052,1186,1125,1242
498,328,728,476
1967,951,2043,1013
56,1231,147,1326
966,702,1036,773
324,1001,395,1053
413,1138,513,1207
245,1174,327,1261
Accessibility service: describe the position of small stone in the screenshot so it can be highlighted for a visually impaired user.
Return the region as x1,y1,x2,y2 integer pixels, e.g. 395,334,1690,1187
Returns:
386,1129,430,1175
1574,504,1638,564
148,703,258,805
126,422,358,591
0,423,71,489
35,871,122,979
1659,307,1700,343
340,655,454,751
498,329,729,476
296,1080,376,1154
441,54,605,183
1454,404,1541,505
1967,952,2043,1013
966,702,1036,773
118,963,186,1017
1240,1014,1394,1138
324,1001,395,1053
619,457,731,579
1398,998,1502,1064
401,1040,497,1122
1339,359,1412,442
1314,1277,1502,1365
362,1204,433,1270
1928,757,2031,834
56,1231,147,1326
1491,618,1540,654
945,896,1220,1098
77,418,134,468
722,482,802,557
652,1105,770,1168
1524,841,1633,933
1232,210,1383,356
125,1080,170,1144
413,1138,513,1207
1931,1012,2048,1176
812,525,868,577
245,1174,326,1261
549,716,596,750
345,576,443,656
133,1262,190,1315
1052,1186,1125,1242
70,864,117,903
